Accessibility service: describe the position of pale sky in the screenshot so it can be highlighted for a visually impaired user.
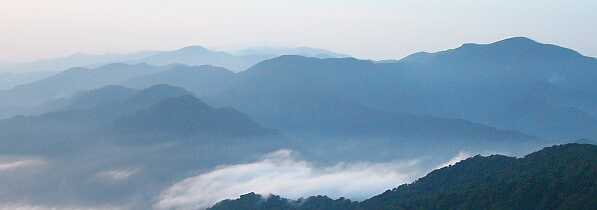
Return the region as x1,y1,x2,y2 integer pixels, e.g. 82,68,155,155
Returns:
1,0,596,62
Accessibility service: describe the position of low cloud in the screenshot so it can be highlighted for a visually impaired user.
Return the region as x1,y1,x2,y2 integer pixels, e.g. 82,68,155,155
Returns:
435,151,473,169
96,168,139,182
0,158,46,172
155,150,424,210
0,203,124,210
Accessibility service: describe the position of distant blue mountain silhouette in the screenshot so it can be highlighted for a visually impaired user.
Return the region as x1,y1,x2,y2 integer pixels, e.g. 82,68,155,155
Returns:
210,37,597,140
2,37,595,140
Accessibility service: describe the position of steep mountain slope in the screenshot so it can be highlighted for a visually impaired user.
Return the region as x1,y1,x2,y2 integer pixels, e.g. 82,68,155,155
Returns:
208,143,597,210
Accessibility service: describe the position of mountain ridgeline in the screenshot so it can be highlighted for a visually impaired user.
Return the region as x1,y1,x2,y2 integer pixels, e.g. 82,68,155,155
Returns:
208,143,597,210
211,37,597,140
0,37,596,209
0,37,594,162
0,45,347,75
2,37,596,143
0,84,276,153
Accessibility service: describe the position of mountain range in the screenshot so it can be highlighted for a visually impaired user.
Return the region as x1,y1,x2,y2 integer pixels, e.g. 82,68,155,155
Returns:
1,37,596,209
0,46,347,75
208,37,597,141
0,84,277,153
0,51,157,74
2,37,594,150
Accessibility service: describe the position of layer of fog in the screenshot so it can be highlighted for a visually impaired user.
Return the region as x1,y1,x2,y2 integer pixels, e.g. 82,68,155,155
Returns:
156,149,473,210
0,150,481,210
0,158,46,172
0,203,125,210
435,151,473,169
95,168,140,182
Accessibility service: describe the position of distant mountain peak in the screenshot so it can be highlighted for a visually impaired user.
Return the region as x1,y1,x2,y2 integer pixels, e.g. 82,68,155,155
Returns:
490,36,544,48
499,36,537,43
136,84,193,97
270,54,320,62
161,64,233,73
177,45,210,52
100,62,134,68
402,36,586,64
234,46,350,58
244,55,373,75
258,55,366,65
459,37,537,48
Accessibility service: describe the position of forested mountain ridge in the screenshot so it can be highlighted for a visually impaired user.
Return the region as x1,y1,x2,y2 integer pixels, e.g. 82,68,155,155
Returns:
208,143,597,210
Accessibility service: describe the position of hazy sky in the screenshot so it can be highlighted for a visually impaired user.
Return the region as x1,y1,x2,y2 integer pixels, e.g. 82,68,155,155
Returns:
1,0,596,62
